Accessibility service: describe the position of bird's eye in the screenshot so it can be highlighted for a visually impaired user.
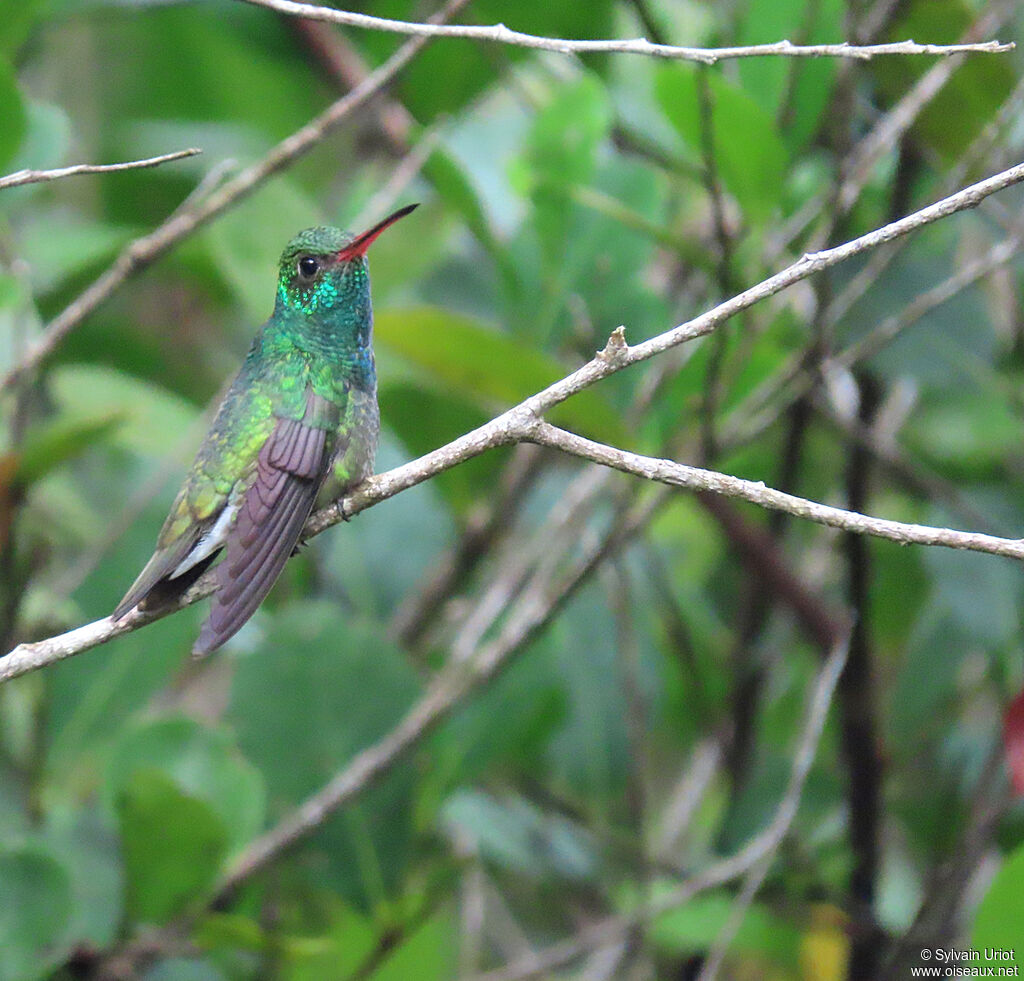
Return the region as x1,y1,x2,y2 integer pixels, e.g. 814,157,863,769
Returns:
297,256,320,279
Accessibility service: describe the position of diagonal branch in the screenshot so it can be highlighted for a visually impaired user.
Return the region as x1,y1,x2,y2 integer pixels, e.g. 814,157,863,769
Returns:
237,0,1013,64
0,0,472,392
96,483,662,976
472,632,851,981
214,492,657,899
4,159,1024,681
525,421,1024,561
0,149,202,191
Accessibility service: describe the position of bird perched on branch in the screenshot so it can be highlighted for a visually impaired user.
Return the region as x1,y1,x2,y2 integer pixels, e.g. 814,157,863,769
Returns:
113,204,418,655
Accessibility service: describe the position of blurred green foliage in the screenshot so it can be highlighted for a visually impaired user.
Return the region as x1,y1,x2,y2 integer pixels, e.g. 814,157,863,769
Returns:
2,0,1024,978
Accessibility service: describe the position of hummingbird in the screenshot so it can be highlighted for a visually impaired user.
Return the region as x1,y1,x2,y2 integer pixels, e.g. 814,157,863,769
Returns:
113,204,418,656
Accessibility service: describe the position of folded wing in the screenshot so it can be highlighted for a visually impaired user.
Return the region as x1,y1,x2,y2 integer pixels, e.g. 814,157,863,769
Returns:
192,393,338,656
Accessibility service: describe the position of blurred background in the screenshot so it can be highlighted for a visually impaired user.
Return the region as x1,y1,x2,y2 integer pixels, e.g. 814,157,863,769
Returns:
2,0,1024,978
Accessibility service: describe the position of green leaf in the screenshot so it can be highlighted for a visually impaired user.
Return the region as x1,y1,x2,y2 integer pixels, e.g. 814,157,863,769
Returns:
0,0,43,57
0,100,70,205
655,64,787,224
15,412,124,488
430,649,565,791
923,543,1021,648
441,790,598,882
42,805,124,952
229,603,421,908
356,0,616,122
18,210,133,295
0,58,27,171
424,147,498,256
143,959,228,981
194,912,266,955
91,4,326,157
424,147,518,297
319,433,455,616
0,845,74,981
231,604,421,803
375,306,625,443
106,717,265,851
517,74,613,262
910,392,1024,477
367,910,457,981
361,200,453,302
543,583,635,799
874,0,1015,162
736,0,842,149
275,900,377,980
202,178,319,325
379,380,497,513
49,365,198,462
972,844,1024,968
645,886,801,965
46,600,203,769
117,768,230,925
889,611,973,742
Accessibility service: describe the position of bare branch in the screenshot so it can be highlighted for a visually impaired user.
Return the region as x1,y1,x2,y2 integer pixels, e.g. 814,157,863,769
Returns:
767,1,1014,263
390,445,544,649
5,159,1024,681
237,0,1013,64
723,229,1023,449
473,633,851,981
696,634,851,981
526,421,1024,561
96,472,664,978
212,489,658,898
0,148,202,191
0,0,471,391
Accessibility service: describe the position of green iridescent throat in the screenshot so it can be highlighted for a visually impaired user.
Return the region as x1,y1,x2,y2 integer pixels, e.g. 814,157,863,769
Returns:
273,245,375,389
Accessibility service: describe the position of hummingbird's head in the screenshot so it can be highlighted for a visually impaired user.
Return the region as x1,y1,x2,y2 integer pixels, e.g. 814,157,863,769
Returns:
275,204,418,320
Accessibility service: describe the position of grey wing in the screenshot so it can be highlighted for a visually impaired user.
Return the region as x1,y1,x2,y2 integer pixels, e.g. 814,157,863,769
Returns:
112,519,209,619
192,401,336,656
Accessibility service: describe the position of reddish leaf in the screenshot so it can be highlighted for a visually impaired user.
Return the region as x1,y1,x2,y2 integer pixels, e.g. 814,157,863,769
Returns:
1002,690,1024,795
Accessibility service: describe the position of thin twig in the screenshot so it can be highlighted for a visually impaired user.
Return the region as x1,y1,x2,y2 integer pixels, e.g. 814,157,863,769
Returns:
0,148,201,191
696,65,737,462
817,395,1004,536
839,1,1014,217
526,421,1024,561
5,159,1024,680
212,490,659,897
651,738,724,860
473,632,851,981
0,0,472,391
447,465,608,664
722,230,1024,449
95,489,662,977
808,52,1024,334
351,126,443,230
767,1,1014,262
880,740,1011,980
837,52,966,214
695,636,850,981
289,17,413,153
389,445,544,649
236,0,1013,64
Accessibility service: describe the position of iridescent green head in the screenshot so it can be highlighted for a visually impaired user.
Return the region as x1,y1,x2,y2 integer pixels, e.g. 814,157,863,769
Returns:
274,204,418,320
